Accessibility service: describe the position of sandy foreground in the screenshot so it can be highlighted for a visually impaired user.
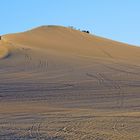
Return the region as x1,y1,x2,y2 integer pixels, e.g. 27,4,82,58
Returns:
0,26,140,140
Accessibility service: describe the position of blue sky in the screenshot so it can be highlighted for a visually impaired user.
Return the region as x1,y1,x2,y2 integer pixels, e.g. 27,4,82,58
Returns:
0,0,140,46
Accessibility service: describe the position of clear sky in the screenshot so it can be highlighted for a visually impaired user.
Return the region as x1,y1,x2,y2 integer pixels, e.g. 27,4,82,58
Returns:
0,0,140,46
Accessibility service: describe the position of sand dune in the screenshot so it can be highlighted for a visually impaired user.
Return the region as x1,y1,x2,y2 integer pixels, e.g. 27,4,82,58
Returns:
0,25,140,139
3,26,140,63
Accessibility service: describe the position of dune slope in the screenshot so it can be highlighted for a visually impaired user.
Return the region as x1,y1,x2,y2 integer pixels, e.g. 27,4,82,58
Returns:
0,40,9,59
0,26,140,140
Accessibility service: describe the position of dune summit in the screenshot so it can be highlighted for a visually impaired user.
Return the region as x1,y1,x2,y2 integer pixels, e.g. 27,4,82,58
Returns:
0,25,140,139
3,25,140,63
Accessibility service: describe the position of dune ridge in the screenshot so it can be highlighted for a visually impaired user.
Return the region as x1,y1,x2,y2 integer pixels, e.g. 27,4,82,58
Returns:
2,25,140,63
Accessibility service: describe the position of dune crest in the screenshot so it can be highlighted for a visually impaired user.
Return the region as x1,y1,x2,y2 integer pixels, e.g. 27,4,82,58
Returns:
3,25,140,63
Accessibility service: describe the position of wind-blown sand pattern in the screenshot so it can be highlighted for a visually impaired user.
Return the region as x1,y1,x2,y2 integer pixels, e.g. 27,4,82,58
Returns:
0,26,140,140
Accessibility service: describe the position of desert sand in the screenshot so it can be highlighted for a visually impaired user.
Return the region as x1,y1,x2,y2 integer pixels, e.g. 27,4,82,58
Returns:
0,25,140,140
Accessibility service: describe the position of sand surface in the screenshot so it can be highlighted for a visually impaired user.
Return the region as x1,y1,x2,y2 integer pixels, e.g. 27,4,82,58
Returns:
0,26,140,139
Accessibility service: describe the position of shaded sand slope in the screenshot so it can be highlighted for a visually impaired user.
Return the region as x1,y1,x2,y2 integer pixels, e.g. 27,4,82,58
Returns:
0,26,140,139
